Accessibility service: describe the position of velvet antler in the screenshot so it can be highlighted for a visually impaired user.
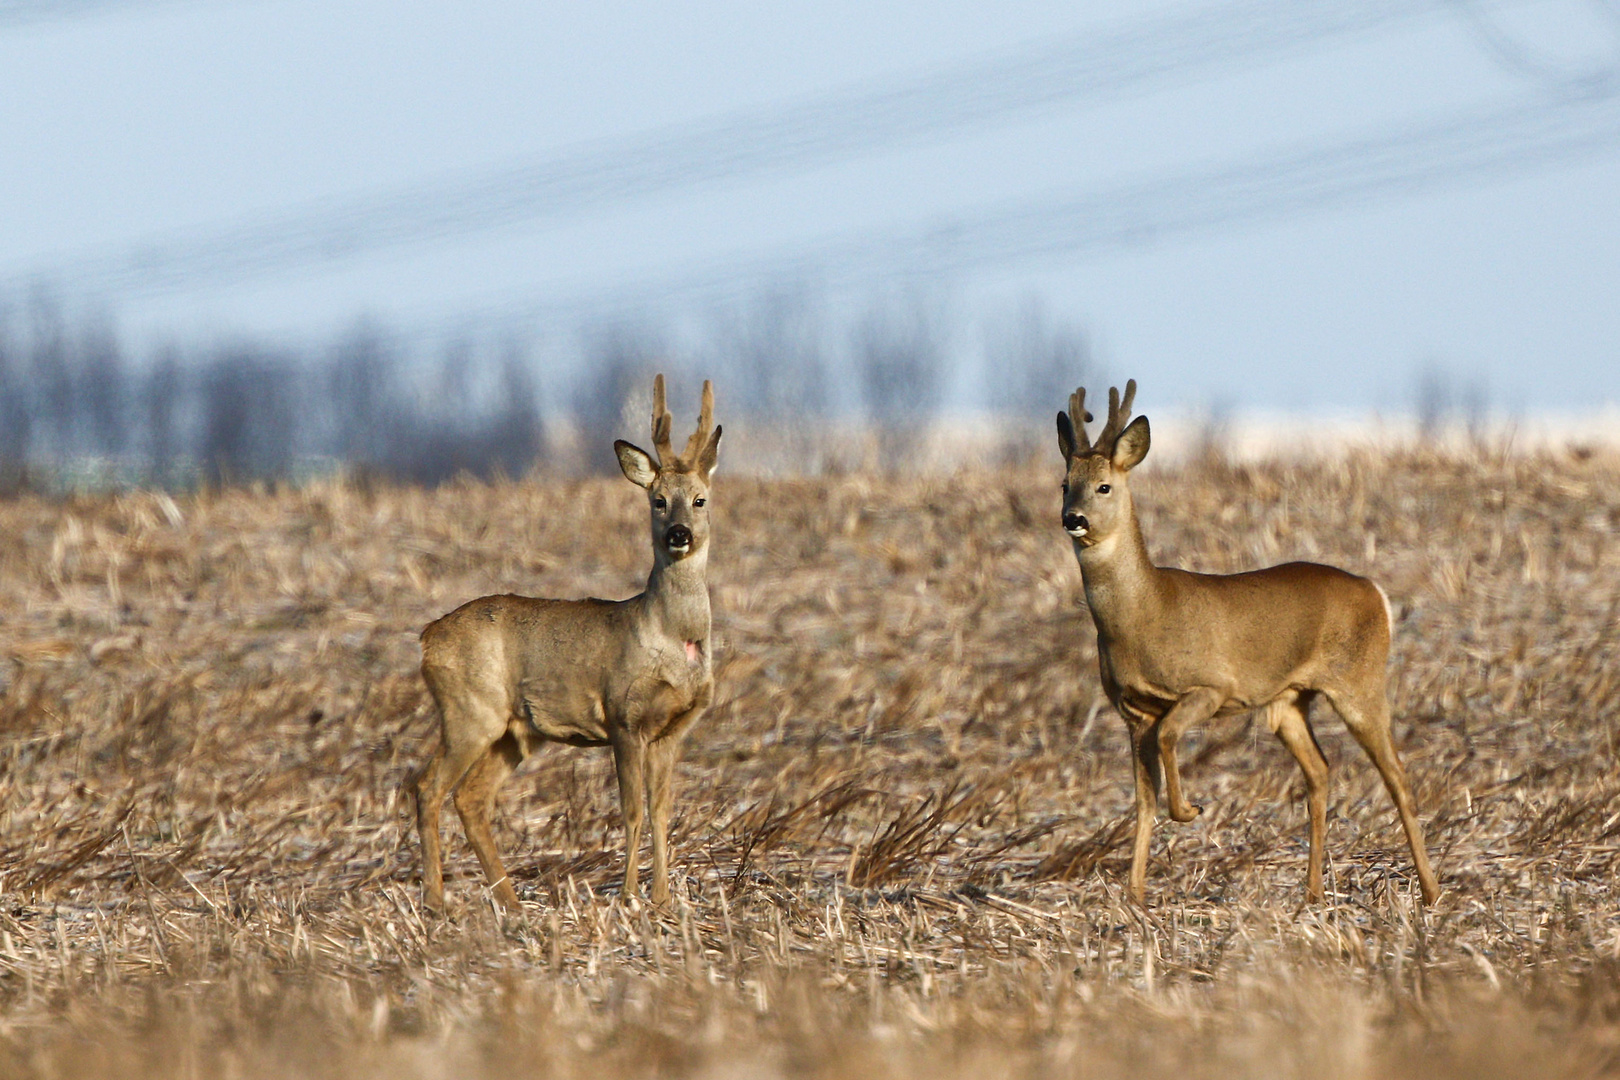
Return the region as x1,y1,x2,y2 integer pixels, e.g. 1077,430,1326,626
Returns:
650,373,676,466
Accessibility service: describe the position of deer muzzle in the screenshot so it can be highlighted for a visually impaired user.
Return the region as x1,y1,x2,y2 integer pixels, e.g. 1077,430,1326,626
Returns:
1063,511,1089,538
664,523,694,555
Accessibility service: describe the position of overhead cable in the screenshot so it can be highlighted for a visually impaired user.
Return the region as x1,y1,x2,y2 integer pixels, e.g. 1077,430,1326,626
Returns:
419,87,1620,342
0,0,194,28
1448,0,1620,93
4,0,1471,298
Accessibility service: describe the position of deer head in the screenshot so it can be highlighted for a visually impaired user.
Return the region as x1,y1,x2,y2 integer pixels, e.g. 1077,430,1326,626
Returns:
615,374,723,563
1056,378,1151,548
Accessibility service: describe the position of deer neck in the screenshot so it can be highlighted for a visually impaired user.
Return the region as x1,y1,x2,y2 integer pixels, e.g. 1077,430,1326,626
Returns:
1075,513,1162,640
642,548,711,646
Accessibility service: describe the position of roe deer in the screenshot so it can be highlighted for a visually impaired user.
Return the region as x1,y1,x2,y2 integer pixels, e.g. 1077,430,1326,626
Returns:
1056,380,1439,906
414,374,721,911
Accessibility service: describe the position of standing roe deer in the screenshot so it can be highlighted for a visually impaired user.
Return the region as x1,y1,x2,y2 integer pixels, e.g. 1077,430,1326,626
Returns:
1056,380,1439,906
414,374,721,911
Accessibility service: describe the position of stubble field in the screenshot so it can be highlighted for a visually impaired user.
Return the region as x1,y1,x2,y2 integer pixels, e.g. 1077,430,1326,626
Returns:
0,441,1618,1078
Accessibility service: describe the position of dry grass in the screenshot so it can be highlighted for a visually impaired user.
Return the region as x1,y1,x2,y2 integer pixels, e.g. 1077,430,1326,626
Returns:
1,443,1618,1078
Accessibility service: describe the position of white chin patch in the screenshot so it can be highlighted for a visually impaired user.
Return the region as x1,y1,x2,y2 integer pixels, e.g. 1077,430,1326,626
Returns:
1066,527,1089,539
667,542,691,555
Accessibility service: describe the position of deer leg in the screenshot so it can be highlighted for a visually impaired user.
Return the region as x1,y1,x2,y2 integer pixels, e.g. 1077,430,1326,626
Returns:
646,688,710,904
415,726,497,913
1326,688,1441,905
647,738,680,906
452,733,524,912
1268,693,1330,903
611,734,648,902
657,684,712,744
1157,687,1223,823
1128,720,1162,906
413,747,451,913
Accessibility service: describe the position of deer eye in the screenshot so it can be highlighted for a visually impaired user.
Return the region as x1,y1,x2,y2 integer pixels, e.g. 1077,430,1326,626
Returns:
693,497,706,507
654,497,667,510
1061,480,1069,494
1097,484,1111,495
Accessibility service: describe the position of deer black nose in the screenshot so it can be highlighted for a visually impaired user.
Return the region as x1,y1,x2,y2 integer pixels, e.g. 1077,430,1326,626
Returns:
665,524,693,550
1062,511,1088,533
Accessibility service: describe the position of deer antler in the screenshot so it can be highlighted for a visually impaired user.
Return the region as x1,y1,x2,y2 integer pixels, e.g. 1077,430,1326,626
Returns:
1096,379,1137,451
650,373,676,466
1067,387,1094,453
680,379,715,466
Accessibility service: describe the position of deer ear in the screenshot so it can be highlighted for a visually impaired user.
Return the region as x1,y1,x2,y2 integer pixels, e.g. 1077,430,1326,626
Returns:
696,425,722,478
1056,411,1077,461
1112,416,1150,471
615,440,658,488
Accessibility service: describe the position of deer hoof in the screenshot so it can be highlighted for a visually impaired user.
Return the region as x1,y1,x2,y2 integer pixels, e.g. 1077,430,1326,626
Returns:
1170,803,1203,823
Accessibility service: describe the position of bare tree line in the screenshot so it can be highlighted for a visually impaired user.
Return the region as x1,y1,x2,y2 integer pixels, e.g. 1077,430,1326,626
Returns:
0,291,1091,490
0,306,543,490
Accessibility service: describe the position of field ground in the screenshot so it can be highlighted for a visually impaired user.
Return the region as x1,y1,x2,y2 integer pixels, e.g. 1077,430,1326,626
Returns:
0,444,1618,1078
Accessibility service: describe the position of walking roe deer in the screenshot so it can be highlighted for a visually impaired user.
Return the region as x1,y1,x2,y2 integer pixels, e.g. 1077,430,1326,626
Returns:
1056,380,1439,906
414,374,721,911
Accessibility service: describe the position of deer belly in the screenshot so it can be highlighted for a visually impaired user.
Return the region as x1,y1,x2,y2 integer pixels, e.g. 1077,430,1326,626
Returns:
518,690,611,746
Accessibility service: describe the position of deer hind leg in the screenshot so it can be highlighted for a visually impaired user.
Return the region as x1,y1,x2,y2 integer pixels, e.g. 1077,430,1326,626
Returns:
1324,686,1441,905
413,746,452,913
1267,691,1330,903
452,732,524,912
414,695,506,913
1157,687,1224,824
611,735,648,902
414,739,489,914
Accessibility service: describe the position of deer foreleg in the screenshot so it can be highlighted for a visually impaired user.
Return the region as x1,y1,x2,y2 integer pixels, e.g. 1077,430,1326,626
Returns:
1158,687,1224,823
1128,721,1161,907
611,734,648,901
640,685,710,905
657,683,712,743
647,738,681,905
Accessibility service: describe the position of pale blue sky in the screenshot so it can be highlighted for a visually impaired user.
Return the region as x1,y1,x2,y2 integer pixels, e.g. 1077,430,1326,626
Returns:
2,0,1618,412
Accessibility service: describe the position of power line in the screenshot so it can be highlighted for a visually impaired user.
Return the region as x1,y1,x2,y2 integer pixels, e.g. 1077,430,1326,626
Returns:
1449,0,1620,93
417,87,1620,342
3,0,1472,299
0,0,200,29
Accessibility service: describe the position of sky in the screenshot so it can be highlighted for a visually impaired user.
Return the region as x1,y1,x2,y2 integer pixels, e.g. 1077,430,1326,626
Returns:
2,0,1618,415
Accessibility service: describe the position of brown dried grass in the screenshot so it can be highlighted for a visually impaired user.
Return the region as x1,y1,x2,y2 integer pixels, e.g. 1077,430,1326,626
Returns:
0,443,1618,1078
